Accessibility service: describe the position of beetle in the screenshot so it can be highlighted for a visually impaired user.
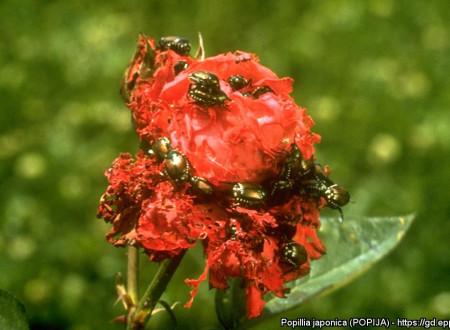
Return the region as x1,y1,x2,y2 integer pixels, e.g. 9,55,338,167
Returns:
323,184,350,221
280,144,315,181
174,60,189,76
188,87,230,106
188,71,230,107
252,85,274,98
262,178,293,206
150,137,172,161
230,182,266,207
140,137,172,162
296,178,350,222
227,75,251,91
157,36,191,56
164,150,191,182
306,162,350,219
188,176,215,201
189,70,220,87
281,241,308,268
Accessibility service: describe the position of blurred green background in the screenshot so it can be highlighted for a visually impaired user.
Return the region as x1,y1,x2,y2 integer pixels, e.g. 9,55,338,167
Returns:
1,0,449,329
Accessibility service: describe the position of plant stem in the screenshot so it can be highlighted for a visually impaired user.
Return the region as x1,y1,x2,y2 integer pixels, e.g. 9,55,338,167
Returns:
127,246,139,303
126,246,139,328
130,249,186,329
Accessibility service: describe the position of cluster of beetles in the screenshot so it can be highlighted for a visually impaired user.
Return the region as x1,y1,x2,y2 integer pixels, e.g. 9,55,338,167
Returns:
142,135,350,221
139,36,350,268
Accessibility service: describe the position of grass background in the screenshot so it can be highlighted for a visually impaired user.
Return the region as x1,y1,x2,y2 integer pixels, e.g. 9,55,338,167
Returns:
0,0,449,329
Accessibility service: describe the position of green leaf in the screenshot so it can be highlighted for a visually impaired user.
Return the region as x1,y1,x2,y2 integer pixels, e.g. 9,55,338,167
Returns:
0,289,29,330
240,214,415,328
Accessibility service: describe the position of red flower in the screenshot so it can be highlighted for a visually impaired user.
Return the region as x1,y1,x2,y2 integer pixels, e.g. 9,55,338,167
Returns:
98,34,347,319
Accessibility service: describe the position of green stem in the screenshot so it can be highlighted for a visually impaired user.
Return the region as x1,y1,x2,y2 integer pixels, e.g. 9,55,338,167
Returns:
130,250,186,329
126,246,139,329
127,246,139,303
